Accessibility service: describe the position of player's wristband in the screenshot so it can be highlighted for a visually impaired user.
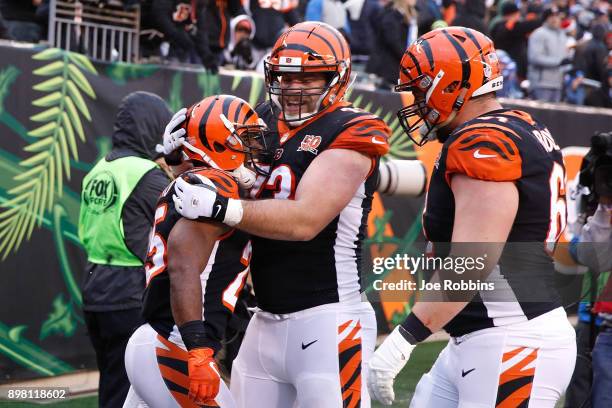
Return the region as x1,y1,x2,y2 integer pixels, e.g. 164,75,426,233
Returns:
224,198,243,227
178,320,216,352
399,313,432,345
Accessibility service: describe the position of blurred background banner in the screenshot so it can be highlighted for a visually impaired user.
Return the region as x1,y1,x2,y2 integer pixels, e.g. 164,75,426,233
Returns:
1,43,610,382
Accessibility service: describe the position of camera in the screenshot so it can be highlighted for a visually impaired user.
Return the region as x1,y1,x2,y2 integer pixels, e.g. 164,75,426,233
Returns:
575,131,612,216
376,159,427,196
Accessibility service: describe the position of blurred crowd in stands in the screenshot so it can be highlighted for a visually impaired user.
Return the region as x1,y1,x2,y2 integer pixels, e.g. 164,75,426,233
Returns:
0,0,610,107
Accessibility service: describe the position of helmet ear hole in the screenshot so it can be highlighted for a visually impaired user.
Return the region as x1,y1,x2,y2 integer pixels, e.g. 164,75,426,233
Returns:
443,81,460,94
213,142,226,153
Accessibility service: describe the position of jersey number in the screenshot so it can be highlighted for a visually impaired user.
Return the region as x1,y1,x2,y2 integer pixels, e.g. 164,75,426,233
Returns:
252,165,296,199
546,162,566,251
145,204,168,284
221,241,251,312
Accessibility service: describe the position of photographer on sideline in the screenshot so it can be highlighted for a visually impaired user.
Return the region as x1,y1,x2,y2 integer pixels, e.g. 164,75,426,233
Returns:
569,131,612,408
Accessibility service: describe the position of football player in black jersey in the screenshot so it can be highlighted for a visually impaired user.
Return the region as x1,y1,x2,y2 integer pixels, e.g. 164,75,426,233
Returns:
367,27,577,407
168,22,391,408
123,95,267,407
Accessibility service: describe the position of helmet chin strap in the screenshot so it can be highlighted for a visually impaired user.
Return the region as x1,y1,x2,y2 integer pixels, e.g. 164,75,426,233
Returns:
419,109,458,143
182,141,222,170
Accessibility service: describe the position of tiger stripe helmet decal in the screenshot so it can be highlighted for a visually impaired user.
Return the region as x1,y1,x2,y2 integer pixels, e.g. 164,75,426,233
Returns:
182,94,267,171
264,22,352,124
395,27,503,145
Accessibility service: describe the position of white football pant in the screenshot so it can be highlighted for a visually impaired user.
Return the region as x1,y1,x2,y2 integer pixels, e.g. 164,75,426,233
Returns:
123,324,235,408
231,301,377,408
410,307,576,408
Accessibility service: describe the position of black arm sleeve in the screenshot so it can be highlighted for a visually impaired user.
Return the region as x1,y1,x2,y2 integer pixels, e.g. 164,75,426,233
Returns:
122,168,170,263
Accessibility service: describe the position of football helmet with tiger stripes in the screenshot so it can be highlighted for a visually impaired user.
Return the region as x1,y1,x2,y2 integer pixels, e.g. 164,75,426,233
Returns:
396,27,503,145
264,22,352,125
181,95,271,178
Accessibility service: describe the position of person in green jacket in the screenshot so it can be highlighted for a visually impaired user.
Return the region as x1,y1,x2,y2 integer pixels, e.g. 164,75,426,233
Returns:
78,91,172,408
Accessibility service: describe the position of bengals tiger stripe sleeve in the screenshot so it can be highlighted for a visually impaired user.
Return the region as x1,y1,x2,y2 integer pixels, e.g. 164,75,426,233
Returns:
445,127,523,184
328,117,391,157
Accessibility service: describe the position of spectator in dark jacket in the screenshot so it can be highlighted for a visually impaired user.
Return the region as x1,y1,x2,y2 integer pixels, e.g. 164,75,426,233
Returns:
490,0,541,80
451,0,488,36
346,0,380,56
152,0,218,72
574,22,609,85
204,0,246,61
248,0,299,64
0,0,45,42
366,0,418,89
416,0,442,35
222,14,256,69
78,92,172,408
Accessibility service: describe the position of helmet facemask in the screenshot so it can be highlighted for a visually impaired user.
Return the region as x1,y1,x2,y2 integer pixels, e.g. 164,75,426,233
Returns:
396,70,476,145
264,58,349,126
182,114,271,178
225,116,273,178
395,73,450,146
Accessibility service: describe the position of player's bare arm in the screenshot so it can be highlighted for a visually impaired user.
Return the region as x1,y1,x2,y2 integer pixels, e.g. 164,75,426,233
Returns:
368,174,519,405
173,148,373,241
167,218,227,325
411,174,519,332
238,148,371,240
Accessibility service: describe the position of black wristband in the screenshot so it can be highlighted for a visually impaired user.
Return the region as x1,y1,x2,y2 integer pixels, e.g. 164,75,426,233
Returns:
211,195,229,222
178,320,216,351
399,313,432,345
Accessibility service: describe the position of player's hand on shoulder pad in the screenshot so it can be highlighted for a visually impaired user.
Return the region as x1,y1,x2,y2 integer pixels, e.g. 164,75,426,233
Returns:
156,108,187,156
367,326,416,405
173,175,243,226
187,347,221,404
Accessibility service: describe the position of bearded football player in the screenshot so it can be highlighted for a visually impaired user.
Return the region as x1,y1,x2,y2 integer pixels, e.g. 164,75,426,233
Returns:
169,22,391,408
367,27,577,407
123,95,268,407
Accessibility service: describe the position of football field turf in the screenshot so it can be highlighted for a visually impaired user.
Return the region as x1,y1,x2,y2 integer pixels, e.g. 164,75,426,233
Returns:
0,341,447,407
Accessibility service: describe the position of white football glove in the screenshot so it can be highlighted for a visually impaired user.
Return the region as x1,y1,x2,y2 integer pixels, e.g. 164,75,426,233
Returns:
231,164,257,189
173,176,243,226
156,108,188,156
367,326,416,405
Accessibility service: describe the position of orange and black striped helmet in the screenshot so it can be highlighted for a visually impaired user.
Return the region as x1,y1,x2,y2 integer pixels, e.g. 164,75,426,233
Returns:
181,95,269,172
264,22,351,124
396,27,503,145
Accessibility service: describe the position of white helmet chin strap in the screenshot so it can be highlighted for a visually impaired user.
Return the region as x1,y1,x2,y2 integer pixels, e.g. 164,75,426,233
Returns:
419,108,458,143
181,140,222,170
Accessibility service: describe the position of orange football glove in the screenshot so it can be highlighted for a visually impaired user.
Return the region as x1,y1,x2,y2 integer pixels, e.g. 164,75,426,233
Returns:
187,347,220,404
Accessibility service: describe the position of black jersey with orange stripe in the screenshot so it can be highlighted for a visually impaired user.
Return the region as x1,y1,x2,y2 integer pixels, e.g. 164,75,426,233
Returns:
247,101,390,314
141,167,251,351
424,109,566,336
